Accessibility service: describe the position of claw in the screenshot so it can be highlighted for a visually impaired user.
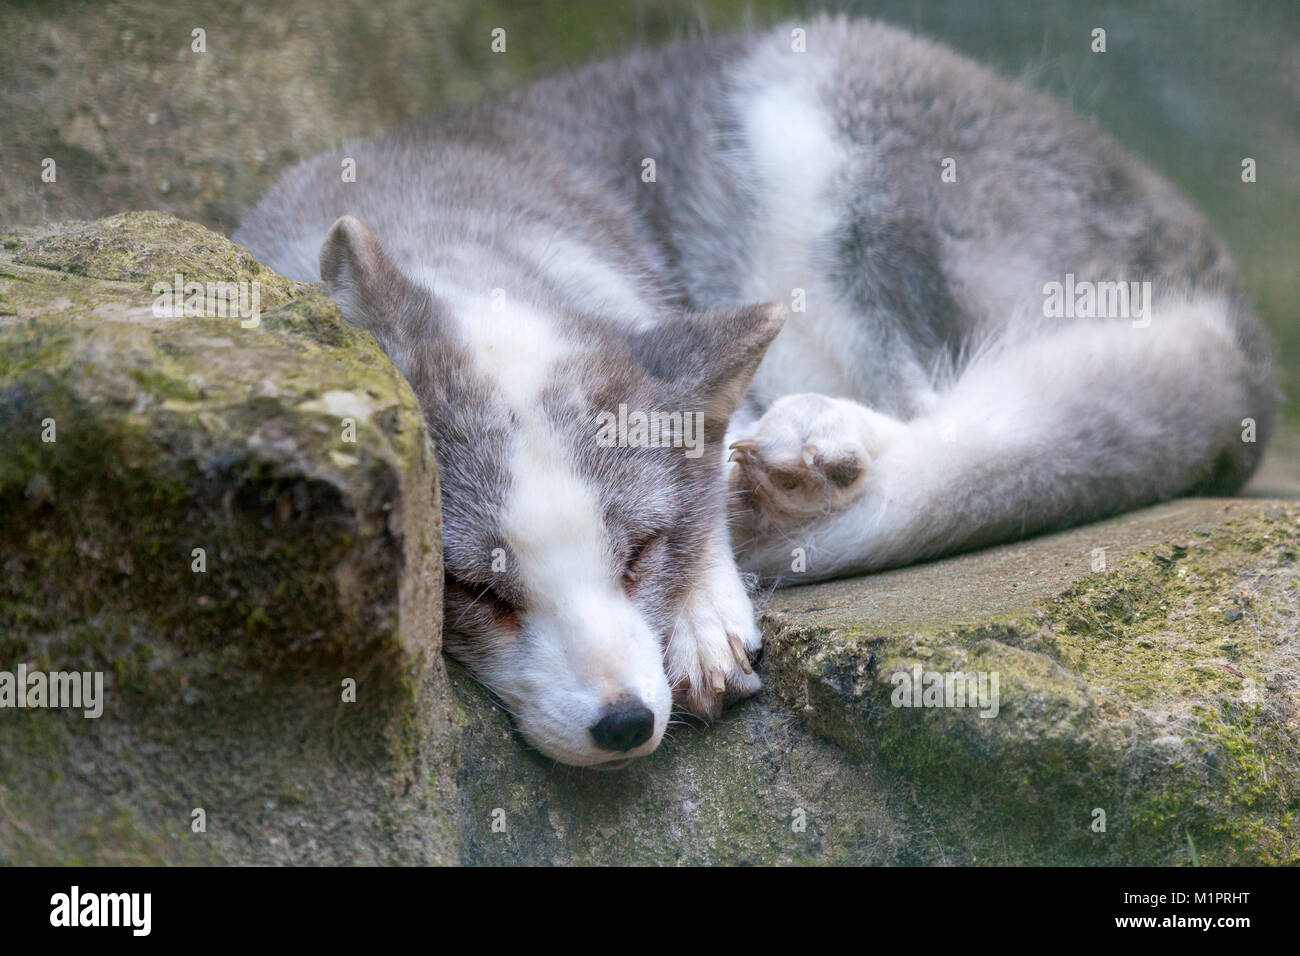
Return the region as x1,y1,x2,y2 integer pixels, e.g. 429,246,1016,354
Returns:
709,668,727,695
727,633,752,674
728,439,758,464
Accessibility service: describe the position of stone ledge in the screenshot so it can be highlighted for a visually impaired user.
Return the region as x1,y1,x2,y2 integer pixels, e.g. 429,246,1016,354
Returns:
760,499,1300,864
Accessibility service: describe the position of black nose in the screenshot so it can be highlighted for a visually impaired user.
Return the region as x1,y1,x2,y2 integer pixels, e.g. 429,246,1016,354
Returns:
589,697,656,752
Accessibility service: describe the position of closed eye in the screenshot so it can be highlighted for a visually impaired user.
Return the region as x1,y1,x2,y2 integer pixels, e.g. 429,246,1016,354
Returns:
445,575,518,619
622,532,663,584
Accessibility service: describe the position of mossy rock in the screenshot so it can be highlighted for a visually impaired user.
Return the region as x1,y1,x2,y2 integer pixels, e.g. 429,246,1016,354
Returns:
0,212,456,864
2,211,300,304
0,211,441,687
761,499,1300,865
447,661,936,865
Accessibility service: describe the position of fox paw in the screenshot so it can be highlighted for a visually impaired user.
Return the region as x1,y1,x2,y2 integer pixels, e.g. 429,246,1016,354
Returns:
729,394,893,526
665,557,762,720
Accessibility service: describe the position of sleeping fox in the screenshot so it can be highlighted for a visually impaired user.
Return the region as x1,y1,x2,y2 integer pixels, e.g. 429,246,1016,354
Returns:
236,16,1276,767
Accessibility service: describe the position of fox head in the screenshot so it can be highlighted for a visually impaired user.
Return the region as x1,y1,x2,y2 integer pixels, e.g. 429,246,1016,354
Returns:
319,215,783,766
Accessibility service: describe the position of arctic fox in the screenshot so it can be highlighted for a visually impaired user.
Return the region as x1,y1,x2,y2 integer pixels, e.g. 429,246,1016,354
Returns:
236,17,1276,767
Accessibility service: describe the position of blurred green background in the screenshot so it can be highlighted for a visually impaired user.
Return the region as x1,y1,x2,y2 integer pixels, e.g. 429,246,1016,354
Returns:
2,0,1296,423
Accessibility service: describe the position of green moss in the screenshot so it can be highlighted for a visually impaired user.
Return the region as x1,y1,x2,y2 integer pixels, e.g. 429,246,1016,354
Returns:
1,216,438,698
0,214,457,865
1,212,303,308
1123,702,1298,865
1039,511,1299,862
761,505,1300,864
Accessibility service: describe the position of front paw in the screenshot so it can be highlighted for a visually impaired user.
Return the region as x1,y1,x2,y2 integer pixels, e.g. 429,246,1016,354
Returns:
665,565,762,720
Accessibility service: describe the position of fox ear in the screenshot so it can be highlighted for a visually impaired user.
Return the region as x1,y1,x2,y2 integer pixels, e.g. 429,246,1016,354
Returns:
319,215,433,375
628,303,786,439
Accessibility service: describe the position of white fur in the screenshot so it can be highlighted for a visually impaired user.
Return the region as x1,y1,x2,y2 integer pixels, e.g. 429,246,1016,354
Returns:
429,280,672,765
734,295,1253,581
496,423,672,766
734,65,861,407
664,516,762,706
